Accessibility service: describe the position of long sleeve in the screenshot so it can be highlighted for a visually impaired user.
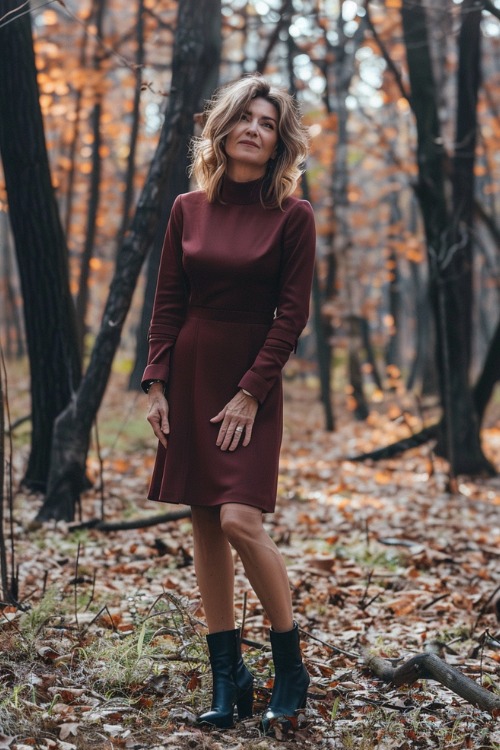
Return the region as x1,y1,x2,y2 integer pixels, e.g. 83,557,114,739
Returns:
238,199,316,403
141,195,188,390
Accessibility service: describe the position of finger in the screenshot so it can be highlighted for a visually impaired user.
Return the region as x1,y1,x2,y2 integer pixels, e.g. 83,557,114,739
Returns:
219,420,241,451
242,422,253,447
210,408,225,424
148,418,168,448
147,413,160,430
160,409,170,435
219,425,234,451
148,408,169,443
216,420,230,448
228,426,244,452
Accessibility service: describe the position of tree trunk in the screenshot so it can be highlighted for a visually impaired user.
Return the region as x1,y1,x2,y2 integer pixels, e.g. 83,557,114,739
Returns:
406,265,437,397
115,0,145,256
36,0,222,522
128,150,190,390
0,0,82,491
311,265,335,431
128,0,220,391
75,0,107,354
432,0,488,473
385,195,402,376
326,6,367,419
359,317,383,392
348,316,369,421
405,195,438,397
285,32,333,430
1,217,25,359
63,7,92,239
402,0,493,476
0,363,7,600
473,316,500,422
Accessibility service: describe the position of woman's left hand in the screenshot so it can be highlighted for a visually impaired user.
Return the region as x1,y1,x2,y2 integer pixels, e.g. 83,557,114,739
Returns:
210,389,258,451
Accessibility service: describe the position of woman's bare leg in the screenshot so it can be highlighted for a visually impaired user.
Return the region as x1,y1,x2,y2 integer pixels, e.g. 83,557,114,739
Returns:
219,503,294,633
191,506,236,633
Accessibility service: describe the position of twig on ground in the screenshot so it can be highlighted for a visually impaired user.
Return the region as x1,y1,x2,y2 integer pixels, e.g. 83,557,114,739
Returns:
471,582,500,635
300,628,359,660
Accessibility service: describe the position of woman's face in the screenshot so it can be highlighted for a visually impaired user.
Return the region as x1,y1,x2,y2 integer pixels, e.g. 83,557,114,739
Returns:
224,97,279,182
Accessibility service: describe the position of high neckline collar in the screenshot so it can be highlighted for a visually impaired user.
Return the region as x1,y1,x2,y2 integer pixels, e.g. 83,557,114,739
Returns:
220,174,264,205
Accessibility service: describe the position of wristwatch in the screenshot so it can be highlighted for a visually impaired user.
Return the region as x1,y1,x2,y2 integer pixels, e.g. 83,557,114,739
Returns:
144,379,165,393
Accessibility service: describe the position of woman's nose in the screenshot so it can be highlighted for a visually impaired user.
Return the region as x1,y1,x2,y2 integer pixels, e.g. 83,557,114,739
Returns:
245,119,258,134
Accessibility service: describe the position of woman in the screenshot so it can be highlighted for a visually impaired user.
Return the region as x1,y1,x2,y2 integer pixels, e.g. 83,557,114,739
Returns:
142,75,316,731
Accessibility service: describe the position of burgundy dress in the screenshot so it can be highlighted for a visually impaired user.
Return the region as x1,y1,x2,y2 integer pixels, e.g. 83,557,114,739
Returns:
142,175,316,512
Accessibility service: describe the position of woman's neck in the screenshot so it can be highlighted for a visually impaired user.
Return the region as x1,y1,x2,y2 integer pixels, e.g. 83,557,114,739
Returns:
225,163,266,183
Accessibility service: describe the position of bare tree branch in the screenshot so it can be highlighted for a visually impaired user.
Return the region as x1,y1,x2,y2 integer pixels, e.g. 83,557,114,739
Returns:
364,0,410,103
484,0,500,21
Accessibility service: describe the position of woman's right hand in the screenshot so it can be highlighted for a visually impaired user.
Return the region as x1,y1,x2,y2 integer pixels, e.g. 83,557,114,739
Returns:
147,383,169,448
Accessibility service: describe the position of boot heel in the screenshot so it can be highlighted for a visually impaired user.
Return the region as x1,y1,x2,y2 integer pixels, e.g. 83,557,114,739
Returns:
236,685,254,719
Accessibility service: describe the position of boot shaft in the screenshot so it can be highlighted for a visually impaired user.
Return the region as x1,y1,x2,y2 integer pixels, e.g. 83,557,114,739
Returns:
269,621,304,668
206,628,240,666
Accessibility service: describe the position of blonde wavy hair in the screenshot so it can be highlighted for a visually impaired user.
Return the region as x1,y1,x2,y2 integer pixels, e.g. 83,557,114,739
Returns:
190,75,309,209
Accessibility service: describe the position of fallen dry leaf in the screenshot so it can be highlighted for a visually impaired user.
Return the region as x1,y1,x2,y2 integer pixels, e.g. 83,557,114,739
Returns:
59,722,80,740
3,375,499,750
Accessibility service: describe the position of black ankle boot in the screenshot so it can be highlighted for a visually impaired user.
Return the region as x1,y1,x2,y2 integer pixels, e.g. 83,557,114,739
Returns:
261,622,309,732
196,628,254,729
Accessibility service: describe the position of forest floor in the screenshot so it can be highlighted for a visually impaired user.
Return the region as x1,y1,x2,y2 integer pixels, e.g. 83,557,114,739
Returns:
1,366,500,750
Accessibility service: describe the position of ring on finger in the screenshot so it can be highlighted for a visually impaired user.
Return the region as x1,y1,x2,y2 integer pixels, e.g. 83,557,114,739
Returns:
235,426,243,432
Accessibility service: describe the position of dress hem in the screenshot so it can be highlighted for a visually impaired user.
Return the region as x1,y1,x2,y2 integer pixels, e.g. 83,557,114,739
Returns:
148,495,275,513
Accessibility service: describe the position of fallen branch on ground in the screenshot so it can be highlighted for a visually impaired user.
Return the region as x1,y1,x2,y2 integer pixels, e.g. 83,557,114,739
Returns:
346,424,438,462
365,650,500,715
69,507,191,532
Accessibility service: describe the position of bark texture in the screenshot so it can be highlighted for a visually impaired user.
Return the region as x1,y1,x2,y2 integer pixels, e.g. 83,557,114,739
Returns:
402,0,493,476
36,0,222,521
0,0,82,491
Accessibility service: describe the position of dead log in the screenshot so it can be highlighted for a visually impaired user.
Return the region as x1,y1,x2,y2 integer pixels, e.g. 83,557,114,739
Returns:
365,651,500,715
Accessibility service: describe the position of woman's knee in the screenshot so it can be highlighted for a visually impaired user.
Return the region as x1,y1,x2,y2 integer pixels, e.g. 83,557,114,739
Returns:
219,504,262,547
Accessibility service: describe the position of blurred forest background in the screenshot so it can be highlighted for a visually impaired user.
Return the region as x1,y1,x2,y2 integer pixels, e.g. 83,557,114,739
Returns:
0,0,499,520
